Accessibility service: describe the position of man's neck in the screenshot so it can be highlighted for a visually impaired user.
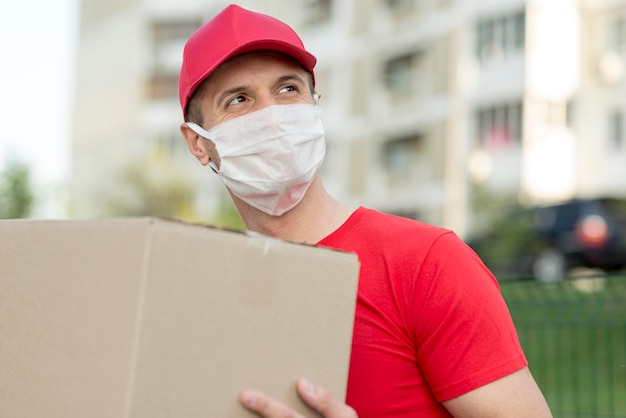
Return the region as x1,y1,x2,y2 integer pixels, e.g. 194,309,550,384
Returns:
236,178,355,244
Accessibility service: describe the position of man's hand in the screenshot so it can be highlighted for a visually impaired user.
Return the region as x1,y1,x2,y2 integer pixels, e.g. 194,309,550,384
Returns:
239,378,358,418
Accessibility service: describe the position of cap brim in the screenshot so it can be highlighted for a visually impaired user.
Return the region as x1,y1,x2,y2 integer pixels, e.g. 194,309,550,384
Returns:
184,40,316,114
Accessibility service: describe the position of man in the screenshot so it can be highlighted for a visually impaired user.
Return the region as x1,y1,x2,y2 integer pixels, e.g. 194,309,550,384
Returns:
178,4,552,418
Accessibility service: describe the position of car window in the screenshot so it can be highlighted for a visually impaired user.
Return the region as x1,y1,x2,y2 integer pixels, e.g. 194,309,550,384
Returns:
535,203,579,233
535,207,556,231
553,203,580,231
600,199,626,225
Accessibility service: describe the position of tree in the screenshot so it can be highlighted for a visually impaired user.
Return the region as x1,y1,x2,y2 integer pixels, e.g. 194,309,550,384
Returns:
99,144,246,230
0,161,34,219
211,197,246,231
101,146,198,219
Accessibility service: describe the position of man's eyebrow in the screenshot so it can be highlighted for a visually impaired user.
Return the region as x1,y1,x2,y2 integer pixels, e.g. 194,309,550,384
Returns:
275,73,307,86
215,85,248,106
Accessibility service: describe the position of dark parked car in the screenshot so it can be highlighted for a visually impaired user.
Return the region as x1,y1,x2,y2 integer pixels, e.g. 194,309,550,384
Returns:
467,197,626,282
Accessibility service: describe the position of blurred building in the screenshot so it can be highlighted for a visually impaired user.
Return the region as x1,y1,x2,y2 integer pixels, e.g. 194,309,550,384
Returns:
71,0,626,237
576,0,626,200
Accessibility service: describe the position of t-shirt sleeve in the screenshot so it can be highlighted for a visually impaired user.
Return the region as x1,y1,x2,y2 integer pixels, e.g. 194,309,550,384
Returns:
412,231,527,402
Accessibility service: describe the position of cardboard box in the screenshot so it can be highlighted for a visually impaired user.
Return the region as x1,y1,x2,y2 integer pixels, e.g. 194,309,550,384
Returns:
0,218,359,418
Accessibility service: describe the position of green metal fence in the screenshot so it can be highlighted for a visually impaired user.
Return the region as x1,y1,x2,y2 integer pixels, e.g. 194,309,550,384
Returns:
501,274,626,418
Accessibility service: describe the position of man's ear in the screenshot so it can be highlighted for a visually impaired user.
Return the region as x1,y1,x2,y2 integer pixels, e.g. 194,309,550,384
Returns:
180,123,211,166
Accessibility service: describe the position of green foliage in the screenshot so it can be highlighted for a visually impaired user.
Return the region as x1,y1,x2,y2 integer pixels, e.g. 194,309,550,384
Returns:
466,184,546,278
99,144,246,231
210,198,246,231
468,183,520,232
472,205,544,261
0,161,34,219
101,146,199,220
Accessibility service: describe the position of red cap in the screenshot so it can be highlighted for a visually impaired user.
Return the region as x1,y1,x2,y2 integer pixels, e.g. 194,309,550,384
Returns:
178,4,317,118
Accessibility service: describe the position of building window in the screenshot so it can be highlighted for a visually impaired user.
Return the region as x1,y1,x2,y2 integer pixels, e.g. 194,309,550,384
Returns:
383,50,429,99
146,73,179,100
384,0,414,11
384,54,413,93
382,134,424,175
383,0,417,21
608,14,626,53
476,102,523,150
476,10,525,62
147,18,201,101
150,18,202,43
609,111,624,148
302,0,332,25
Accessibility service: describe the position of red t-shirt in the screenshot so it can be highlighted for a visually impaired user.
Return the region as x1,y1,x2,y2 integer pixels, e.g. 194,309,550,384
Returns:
318,207,527,417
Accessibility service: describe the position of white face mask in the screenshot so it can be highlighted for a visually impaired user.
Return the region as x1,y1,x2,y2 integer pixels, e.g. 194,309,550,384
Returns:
186,103,326,216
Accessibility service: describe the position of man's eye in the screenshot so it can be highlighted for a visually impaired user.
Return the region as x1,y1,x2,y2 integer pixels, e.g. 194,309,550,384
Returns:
227,95,246,106
279,85,297,94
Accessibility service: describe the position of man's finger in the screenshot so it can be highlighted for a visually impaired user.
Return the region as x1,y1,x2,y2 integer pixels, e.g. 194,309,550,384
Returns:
295,379,358,418
240,389,302,418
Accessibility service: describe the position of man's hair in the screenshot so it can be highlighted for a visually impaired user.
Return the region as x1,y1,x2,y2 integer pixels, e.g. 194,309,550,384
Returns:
185,52,316,125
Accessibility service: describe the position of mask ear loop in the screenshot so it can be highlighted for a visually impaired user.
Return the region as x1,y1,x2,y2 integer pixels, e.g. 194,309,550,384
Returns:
313,94,319,105
186,121,219,174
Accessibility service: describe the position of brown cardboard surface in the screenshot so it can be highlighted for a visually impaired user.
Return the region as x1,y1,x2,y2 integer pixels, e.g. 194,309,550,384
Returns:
0,218,359,418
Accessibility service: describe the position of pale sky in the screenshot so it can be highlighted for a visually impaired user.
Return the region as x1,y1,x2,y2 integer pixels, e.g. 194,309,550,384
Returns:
0,0,78,215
